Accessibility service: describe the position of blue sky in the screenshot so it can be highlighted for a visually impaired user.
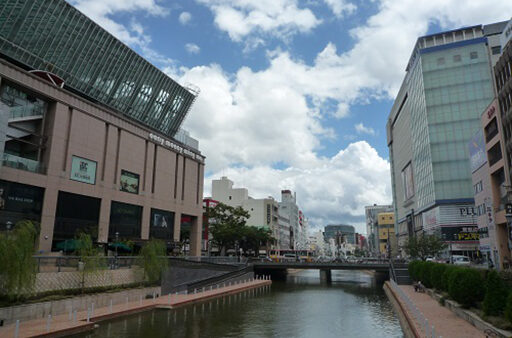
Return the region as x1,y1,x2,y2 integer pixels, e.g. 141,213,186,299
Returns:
70,0,512,233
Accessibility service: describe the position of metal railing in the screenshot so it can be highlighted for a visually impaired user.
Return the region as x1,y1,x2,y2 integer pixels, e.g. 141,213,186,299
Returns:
2,153,45,174
389,279,442,338
34,256,247,273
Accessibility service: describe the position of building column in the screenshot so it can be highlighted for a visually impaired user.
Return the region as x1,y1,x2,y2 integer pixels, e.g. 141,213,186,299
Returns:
173,211,181,242
189,215,202,256
97,198,111,243
141,206,150,240
37,188,59,253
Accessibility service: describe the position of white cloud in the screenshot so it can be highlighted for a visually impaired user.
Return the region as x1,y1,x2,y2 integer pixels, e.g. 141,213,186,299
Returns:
185,43,201,54
179,11,192,25
195,0,321,42
323,0,356,18
355,123,375,136
203,142,392,234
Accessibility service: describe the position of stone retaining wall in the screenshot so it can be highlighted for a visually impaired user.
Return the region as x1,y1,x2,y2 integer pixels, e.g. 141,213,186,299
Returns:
35,267,144,293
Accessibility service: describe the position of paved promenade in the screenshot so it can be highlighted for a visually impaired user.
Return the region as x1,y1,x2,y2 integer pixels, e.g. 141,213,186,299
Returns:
0,278,272,338
396,283,485,338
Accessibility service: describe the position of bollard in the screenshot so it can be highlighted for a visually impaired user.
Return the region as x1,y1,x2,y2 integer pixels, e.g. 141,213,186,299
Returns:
168,294,171,304
153,292,156,300
194,289,197,294
202,287,205,293
92,303,94,317
424,319,429,337
431,326,435,338
46,314,51,332
73,310,77,323
14,320,19,338
69,307,72,321
87,308,90,323
140,295,143,305
110,299,113,313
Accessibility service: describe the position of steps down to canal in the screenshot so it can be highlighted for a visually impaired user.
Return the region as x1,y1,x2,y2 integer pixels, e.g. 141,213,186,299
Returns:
393,264,411,285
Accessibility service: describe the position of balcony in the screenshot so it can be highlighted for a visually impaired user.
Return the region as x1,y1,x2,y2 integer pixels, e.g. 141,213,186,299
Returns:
2,153,45,174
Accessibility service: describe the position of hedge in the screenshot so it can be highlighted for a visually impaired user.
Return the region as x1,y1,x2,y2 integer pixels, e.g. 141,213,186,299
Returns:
448,267,484,308
430,263,447,290
484,270,508,316
505,293,512,325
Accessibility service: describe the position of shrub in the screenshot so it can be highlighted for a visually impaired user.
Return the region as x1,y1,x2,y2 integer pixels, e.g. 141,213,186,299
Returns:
505,293,512,325
442,265,458,293
419,262,435,288
484,270,508,316
448,267,484,308
140,239,167,282
408,261,421,281
431,263,447,291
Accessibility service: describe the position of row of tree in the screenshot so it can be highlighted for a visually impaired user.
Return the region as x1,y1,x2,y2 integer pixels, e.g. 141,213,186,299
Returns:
206,203,275,255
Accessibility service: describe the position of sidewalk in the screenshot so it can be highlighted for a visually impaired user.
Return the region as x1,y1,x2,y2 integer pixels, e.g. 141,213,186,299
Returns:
396,283,485,338
0,278,272,338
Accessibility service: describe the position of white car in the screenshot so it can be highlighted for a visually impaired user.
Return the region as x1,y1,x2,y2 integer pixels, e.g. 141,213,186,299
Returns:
452,255,470,266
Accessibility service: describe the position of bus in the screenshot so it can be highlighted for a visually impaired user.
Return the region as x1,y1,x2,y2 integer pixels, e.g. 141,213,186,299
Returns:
269,249,313,262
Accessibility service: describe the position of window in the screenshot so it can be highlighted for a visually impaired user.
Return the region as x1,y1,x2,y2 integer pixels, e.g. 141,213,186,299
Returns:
401,163,414,200
453,55,461,62
491,46,501,55
109,201,142,239
473,181,483,194
150,208,174,240
120,170,140,194
229,196,232,200
470,51,478,59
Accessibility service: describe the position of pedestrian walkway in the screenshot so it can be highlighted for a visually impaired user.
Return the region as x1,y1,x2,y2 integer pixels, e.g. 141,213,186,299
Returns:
389,281,485,338
0,277,272,338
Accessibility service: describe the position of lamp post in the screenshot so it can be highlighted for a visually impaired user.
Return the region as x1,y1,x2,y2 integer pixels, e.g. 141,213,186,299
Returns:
114,231,119,269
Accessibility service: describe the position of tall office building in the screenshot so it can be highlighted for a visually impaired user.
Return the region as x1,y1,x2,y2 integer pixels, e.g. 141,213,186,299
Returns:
0,0,205,254
387,22,508,258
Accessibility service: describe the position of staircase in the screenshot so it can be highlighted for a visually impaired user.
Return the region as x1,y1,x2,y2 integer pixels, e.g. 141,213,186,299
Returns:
390,261,412,285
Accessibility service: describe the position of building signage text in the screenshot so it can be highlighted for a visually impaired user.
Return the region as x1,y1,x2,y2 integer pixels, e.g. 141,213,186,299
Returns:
70,156,97,185
501,19,512,49
149,133,204,163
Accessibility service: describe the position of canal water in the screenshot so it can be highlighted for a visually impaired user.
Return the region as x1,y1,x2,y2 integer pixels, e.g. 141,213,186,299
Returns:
75,270,403,338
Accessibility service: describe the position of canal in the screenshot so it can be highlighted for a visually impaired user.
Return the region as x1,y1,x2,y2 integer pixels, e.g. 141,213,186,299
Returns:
75,270,403,338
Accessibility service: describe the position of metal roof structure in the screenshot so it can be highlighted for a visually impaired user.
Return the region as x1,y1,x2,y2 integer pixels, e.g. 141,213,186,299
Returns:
0,0,198,137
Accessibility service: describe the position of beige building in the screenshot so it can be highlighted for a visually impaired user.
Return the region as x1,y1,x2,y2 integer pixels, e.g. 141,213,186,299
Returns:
0,60,205,254
0,0,205,255
378,212,396,256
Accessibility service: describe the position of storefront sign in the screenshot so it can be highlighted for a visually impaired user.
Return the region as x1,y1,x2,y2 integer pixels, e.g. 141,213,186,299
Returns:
441,226,479,242
120,170,139,194
468,130,486,173
148,133,204,163
70,156,97,185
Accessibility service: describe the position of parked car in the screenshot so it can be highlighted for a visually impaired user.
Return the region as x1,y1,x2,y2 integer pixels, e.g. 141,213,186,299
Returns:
452,255,471,266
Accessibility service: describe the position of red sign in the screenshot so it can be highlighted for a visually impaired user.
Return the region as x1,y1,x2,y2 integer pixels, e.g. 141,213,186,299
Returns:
487,105,496,119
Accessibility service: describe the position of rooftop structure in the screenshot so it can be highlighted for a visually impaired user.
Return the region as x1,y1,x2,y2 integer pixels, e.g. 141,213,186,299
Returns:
0,0,198,138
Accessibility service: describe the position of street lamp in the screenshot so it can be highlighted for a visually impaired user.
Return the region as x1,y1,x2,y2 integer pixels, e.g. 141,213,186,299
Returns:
114,231,119,269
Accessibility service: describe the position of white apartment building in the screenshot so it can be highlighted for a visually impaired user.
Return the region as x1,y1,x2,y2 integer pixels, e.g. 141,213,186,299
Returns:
211,177,279,248
279,190,300,249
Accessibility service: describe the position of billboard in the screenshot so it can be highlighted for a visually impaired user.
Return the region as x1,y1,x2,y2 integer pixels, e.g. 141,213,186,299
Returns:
468,129,486,173
70,156,97,184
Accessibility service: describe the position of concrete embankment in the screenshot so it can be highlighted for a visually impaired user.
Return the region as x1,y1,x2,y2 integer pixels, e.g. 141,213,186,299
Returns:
0,278,271,338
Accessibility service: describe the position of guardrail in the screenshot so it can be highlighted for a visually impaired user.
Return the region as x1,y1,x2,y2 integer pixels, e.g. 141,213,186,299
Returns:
389,279,442,338
34,256,247,273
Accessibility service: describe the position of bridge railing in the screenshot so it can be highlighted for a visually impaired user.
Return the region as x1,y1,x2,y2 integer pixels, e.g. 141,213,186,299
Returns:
389,279,441,338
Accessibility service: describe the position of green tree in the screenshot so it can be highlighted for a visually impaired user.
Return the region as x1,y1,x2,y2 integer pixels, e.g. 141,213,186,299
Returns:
207,203,250,255
140,239,167,283
75,232,105,292
403,234,447,261
243,226,274,254
0,220,38,299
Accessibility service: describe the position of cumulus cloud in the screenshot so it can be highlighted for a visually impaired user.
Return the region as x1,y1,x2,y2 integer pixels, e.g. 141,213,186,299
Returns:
203,142,392,233
179,11,192,25
323,0,356,18
355,123,376,136
185,43,201,54
195,0,321,42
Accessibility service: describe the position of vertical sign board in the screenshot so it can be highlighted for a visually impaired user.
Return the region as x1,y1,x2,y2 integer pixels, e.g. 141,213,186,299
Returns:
70,156,97,184
468,129,486,173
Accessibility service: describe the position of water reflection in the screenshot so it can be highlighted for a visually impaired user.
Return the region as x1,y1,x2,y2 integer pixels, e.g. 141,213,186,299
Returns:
74,270,403,338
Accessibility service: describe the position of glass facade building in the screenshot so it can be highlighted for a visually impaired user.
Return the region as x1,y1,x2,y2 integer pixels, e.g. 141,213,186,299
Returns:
387,22,507,258
0,0,197,138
